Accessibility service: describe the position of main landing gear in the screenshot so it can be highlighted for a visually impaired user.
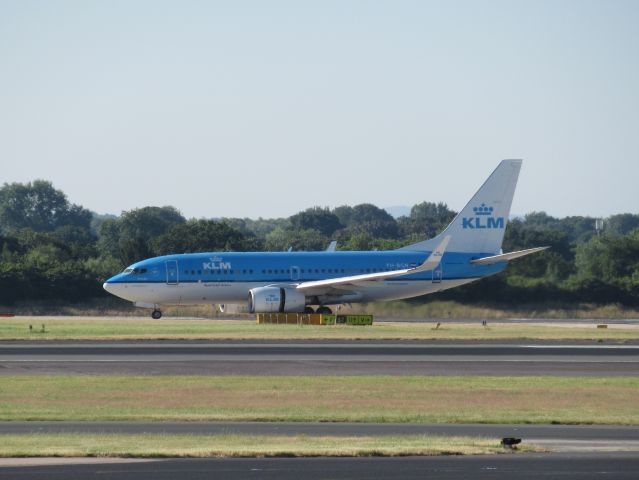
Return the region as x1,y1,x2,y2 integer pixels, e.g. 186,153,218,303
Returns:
303,306,333,314
151,309,162,319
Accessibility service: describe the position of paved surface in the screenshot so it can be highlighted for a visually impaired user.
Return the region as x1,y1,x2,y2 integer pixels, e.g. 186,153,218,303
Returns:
2,421,639,452
1,341,638,376
1,454,638,479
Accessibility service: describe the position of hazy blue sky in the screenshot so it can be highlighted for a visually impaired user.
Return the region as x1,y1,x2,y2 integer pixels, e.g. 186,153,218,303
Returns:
1,0,638,219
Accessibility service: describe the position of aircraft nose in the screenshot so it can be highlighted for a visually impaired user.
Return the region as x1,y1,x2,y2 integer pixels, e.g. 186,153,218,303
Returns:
103,275,120,295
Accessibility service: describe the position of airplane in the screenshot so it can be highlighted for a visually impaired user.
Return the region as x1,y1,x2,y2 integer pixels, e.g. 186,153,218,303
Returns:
103,159,547,319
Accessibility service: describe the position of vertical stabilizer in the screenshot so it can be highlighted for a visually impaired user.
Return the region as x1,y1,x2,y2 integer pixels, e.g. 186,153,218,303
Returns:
399,159,522,254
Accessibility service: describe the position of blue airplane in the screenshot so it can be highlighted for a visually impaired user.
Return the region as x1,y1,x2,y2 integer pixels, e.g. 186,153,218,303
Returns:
104,160,546,319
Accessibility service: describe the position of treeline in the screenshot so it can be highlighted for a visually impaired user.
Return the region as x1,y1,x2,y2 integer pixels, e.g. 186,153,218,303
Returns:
1,180,638,306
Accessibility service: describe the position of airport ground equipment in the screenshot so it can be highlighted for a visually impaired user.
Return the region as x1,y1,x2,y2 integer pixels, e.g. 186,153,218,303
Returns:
256,313,373,326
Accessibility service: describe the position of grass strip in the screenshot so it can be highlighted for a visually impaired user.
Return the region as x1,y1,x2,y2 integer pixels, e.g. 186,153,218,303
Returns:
2,317,638,341
1,376,637,425
0,433,536,457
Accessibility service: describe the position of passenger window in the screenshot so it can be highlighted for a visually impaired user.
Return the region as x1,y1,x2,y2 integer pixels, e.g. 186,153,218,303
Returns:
191,270,195,275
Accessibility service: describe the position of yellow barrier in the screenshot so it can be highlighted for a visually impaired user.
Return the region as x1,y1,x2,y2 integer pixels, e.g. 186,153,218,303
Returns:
256,313,372,326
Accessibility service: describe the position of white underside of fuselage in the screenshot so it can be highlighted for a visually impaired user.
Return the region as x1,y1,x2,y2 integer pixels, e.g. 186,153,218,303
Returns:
105,278,479,308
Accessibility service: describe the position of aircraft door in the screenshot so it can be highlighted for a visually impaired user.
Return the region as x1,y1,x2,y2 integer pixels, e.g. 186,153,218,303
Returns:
432,264,442,284
166,260,178,285
290,266,300,281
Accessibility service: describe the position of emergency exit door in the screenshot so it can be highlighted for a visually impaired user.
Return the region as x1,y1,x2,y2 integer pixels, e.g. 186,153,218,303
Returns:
166,260,178,285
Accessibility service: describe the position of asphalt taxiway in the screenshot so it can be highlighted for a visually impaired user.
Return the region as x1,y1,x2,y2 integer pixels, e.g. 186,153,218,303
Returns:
1,340,638,376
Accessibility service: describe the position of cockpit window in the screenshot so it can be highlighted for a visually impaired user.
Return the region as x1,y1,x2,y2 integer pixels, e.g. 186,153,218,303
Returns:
123,267,147,274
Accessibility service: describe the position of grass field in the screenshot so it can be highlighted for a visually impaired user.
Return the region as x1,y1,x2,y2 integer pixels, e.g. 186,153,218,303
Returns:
4,300,639,320
2,317,638,341
0,433,530,458
2,376,637,425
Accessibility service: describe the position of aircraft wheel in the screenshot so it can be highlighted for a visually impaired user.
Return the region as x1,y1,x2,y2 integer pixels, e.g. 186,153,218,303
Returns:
151,309,162,320
316,306,332,314
304,306,315,313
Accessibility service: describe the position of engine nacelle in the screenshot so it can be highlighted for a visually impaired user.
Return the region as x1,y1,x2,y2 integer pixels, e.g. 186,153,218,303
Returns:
248,286,306,313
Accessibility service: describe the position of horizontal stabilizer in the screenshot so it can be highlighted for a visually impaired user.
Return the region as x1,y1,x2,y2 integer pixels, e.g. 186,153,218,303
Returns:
470,246,548,265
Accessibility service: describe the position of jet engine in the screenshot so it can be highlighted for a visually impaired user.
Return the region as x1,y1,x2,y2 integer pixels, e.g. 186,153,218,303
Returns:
248,286,306,313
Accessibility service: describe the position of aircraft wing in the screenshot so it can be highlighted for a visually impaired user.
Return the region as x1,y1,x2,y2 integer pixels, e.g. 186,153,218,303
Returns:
470,246,548,265
297,236,450,291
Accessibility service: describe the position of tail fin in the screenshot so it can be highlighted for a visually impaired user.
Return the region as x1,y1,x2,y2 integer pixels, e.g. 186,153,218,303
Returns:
399,159,522,254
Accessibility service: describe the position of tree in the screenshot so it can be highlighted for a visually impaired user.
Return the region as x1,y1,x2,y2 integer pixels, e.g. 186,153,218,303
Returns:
110,206,186,264
153,220,262,254
0,180,92,233
289,207,343,237
335,204,399,238
574,231,639,285
503,219,575,281
265,228,328,252
605,214,639,236
398,202,456,238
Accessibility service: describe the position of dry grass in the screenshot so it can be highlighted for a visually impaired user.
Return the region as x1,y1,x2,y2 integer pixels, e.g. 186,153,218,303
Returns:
1,376,637,425
0,433,531,458
4,300,639,320
358,301,639,320
1,317,638,341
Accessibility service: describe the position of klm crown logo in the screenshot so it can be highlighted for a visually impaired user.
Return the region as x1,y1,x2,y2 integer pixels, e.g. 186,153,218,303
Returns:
473,204,493,215
462,203,505,229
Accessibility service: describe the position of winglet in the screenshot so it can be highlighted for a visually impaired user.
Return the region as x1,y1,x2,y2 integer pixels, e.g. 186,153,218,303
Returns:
413,235,451,273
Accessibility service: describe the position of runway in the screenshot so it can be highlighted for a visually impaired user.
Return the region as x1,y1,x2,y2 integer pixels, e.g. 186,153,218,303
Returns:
1,454,638,480
1,340,638,376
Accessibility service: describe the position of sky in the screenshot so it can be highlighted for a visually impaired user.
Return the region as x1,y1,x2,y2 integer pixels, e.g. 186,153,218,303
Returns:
1,0,638,219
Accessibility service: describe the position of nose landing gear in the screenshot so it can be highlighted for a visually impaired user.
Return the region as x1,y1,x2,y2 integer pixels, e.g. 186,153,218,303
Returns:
151,309,162,320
